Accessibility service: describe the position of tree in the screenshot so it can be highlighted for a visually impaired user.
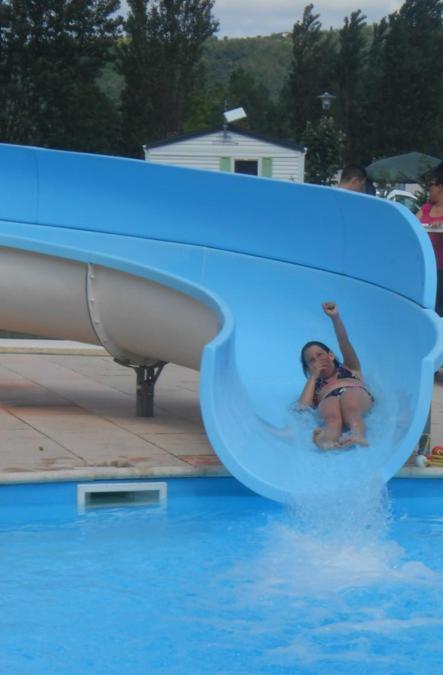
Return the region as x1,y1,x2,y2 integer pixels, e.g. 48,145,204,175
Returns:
225,66,274,133
303,115,346,184
0,1,38,144
183,82,223,131
334,10,368,162
118,0,151,157
373,0,443,157
0,0,122,152
360,18,389,162
183,64,276,135
120,0,218,156
286,4,336,138
201,34,293,101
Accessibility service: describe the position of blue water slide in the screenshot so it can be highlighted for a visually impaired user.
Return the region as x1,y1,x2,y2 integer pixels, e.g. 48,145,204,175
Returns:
0,143,442,502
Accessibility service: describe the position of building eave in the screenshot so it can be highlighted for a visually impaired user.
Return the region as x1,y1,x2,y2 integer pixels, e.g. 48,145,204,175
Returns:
143,126,305,154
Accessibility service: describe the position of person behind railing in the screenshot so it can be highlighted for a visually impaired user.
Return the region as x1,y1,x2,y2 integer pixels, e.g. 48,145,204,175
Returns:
417,163,443,316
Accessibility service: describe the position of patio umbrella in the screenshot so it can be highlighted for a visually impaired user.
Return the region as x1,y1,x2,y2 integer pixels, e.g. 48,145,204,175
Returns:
367,152,441,183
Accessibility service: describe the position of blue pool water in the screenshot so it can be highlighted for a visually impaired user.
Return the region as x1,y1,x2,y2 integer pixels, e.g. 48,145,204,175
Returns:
0,477,442,674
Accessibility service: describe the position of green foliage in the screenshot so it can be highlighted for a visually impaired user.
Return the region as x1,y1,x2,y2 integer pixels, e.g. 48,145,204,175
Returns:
120,0,218,156
286,4,336,137
0,0,442,169
182,89,221,131
333,10,368,162
371,0,443,158
226,67,274,133
201,34,292,101
105,31,294,137
0,0,122,153
303,116,346,184
360,18,389,163
118,0,151,157
281,0,443,168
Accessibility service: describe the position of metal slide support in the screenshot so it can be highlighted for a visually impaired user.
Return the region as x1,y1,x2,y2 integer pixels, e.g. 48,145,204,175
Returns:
418,410,431,455
135,361,167,417
88,263,169,418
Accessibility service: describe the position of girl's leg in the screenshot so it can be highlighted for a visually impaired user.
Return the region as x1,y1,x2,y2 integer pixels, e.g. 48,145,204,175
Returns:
338,388,373,446
314,397,343,449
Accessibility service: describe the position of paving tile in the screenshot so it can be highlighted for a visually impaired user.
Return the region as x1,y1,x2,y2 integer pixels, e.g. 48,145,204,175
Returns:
0,409,33,430
0,351,211,480
45,430,172,462
0,428,59,443
84,455,191,470
180,455,223,466
104,414,202,435
4,405,115,432
141,432,214,455
0,436,83,472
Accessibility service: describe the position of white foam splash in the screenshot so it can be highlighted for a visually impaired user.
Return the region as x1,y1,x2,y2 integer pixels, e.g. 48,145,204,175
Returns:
223,480,443,672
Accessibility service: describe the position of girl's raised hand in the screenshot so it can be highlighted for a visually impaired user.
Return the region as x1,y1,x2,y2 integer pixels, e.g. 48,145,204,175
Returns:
322,301,338,317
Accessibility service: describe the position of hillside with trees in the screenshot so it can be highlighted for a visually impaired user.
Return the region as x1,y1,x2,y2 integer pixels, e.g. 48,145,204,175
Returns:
0,0,441,182
201,34,293,100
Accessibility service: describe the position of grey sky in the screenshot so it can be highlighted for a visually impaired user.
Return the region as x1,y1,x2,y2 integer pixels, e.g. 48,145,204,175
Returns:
213,1,404,37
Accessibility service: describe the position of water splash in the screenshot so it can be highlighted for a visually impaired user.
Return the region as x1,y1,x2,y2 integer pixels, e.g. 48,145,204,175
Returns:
235,478,438,598
285,380,400,498
222,477,443,673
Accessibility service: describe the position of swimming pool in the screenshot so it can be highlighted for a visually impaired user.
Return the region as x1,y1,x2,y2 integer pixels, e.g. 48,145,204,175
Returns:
0,477,442,674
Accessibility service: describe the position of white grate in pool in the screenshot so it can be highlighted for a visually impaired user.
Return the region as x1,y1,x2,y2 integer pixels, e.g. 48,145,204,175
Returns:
77,481,167,513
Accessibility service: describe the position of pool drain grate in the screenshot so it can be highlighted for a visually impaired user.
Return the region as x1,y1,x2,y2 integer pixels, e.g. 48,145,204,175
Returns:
77,481,167,513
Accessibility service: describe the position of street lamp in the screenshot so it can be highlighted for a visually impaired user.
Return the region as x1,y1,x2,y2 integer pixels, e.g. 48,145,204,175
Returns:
317,91,336,113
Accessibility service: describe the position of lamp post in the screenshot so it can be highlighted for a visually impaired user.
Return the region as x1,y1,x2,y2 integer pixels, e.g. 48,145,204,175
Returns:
304,91,344,185
317,91,336,113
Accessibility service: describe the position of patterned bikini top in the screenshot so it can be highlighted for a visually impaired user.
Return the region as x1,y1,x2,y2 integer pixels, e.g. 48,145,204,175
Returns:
313,365,360,407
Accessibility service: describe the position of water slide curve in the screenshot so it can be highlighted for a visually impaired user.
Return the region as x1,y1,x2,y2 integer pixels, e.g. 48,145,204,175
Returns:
0,144,442,502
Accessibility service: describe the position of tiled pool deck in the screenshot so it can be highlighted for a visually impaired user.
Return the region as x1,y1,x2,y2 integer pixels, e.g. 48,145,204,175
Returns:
0,340,441,484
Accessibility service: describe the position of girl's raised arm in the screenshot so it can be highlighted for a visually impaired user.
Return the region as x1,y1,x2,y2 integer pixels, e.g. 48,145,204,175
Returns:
322,302,361,372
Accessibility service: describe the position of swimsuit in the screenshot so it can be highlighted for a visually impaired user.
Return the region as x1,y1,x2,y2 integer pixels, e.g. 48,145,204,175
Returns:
323,385,374,403
420,203,443,269
313,365,373,408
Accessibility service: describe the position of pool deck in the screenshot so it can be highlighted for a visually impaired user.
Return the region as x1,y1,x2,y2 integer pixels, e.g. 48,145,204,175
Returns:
0,340,441,484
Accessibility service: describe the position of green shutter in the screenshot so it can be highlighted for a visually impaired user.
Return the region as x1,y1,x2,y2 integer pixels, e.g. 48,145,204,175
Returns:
219,157,231,172
261,157,273,177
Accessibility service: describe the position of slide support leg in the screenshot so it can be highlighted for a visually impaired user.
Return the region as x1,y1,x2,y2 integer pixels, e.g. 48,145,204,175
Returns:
135,362,167,418
418,410,431,454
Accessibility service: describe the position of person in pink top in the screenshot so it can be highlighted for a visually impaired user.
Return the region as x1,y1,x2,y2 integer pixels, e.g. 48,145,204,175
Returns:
417,163,443,315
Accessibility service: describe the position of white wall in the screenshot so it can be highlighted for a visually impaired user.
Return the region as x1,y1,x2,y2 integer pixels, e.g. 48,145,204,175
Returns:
144,130,305,182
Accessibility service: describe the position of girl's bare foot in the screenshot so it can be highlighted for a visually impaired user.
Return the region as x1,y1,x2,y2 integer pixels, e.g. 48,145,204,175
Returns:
337,433,368,448
313,428,339,450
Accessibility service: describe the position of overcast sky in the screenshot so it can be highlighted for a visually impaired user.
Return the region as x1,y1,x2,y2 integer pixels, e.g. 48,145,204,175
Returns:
212,0,404,37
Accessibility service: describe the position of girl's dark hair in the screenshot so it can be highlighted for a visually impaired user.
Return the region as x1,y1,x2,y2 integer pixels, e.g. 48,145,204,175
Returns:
432,164,443,187
426,162,443,187
300,341,340,376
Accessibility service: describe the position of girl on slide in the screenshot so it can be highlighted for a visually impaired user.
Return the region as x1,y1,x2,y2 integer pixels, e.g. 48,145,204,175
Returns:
298,302,373,450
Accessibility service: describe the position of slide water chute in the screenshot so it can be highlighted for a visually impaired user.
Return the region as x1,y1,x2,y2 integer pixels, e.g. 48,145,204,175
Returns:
0,143,442,502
